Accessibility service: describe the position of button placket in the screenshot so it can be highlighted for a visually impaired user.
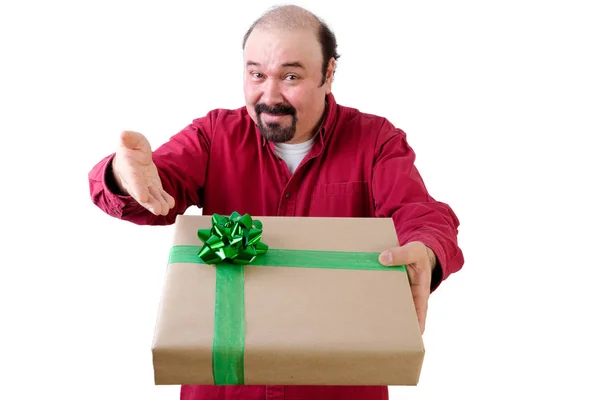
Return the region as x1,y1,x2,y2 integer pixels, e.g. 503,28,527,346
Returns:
278,182,297,216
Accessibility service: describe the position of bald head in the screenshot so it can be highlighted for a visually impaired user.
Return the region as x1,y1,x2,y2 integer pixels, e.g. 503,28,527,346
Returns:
243,5,340,85
248,5,320,33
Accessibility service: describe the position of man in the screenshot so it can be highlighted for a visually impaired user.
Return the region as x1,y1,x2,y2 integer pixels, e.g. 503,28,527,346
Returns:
88,4,463,400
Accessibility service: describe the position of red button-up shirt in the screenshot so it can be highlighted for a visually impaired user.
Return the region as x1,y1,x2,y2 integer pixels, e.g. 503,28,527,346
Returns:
88,93,463,400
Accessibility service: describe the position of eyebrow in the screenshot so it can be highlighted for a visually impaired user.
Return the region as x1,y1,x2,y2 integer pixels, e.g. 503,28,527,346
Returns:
282,61,305,69
246,61,306,69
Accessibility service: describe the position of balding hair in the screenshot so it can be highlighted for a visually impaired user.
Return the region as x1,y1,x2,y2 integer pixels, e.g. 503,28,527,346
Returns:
242,5,340,86
248,5,320,32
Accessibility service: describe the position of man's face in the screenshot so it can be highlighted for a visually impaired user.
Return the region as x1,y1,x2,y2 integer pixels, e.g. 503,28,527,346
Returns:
243,27,333,144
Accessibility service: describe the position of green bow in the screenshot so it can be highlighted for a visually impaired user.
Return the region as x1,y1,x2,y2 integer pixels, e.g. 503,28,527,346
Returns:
197,212,269,264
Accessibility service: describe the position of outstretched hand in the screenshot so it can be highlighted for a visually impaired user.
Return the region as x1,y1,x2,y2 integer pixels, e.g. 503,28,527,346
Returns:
112,130,175,215
379,241,437,334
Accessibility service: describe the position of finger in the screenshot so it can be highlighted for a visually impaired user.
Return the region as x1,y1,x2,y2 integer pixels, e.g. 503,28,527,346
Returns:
379,242,424,266
126,181,161,215
131,189,161,215
409,274,429,334
149,186,169,215
160,189,176,210
120,130,148,151
406,261,432,334
144,194,163,215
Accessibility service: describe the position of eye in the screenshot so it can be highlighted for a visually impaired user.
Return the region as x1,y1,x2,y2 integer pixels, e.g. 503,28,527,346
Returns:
284,75,298,81
251,72,264,79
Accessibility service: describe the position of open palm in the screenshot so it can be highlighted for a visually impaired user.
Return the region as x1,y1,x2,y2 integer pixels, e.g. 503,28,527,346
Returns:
114,130,175,215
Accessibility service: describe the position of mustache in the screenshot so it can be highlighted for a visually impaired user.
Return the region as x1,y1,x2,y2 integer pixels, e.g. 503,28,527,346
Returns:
255,103,296,116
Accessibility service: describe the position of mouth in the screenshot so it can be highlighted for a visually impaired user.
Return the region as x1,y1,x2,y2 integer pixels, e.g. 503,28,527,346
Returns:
261,113,291,123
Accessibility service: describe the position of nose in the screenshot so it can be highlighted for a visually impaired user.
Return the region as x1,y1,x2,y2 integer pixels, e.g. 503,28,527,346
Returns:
261,78,284,106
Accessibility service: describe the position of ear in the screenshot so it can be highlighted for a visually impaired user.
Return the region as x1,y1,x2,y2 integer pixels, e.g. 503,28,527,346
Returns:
324,57,336,94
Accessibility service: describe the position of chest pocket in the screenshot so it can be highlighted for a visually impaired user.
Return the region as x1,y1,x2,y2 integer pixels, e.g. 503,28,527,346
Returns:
309,181,372,217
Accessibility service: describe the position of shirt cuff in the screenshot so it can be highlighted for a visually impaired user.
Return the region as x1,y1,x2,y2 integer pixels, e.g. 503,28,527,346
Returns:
101,154,144,216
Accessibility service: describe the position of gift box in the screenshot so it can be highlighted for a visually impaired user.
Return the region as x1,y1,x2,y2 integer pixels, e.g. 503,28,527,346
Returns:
151,213,425,386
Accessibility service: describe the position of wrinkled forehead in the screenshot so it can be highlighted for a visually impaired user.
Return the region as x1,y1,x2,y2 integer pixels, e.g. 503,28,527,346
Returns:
243,27,322,70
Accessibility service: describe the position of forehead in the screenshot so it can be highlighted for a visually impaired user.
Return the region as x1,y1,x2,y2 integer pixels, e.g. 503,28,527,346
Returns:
244,27,322,69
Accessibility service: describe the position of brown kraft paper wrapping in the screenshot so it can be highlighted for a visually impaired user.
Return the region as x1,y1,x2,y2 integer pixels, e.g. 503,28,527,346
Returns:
151,215,425,386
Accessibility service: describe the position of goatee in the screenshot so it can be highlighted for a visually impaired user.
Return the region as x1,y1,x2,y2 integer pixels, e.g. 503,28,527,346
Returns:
255,103,297,143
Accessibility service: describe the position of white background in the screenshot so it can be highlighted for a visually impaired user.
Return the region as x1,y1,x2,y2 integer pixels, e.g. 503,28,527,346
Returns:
1,0,599,399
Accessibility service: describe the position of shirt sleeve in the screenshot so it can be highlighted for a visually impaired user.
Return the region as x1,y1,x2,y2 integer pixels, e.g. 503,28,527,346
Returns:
88,114,213,226
372,122,464,291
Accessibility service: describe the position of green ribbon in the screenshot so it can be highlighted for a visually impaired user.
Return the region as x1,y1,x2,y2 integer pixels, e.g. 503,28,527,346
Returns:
168,212,406,386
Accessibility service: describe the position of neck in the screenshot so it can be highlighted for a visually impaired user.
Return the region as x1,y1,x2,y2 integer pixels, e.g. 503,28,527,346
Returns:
286,130,316,145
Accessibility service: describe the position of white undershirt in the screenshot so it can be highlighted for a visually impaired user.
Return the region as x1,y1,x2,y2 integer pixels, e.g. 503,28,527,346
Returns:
274,135,317,174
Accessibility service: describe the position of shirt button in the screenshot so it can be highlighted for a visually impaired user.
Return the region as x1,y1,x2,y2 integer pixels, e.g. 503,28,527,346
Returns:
285,192,291,199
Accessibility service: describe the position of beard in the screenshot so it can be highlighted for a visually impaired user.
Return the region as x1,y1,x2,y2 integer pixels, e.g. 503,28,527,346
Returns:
254,103,297,143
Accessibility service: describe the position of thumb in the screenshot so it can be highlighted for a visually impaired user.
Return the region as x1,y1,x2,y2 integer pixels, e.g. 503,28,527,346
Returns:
379,242,423,266
120,130,150,151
